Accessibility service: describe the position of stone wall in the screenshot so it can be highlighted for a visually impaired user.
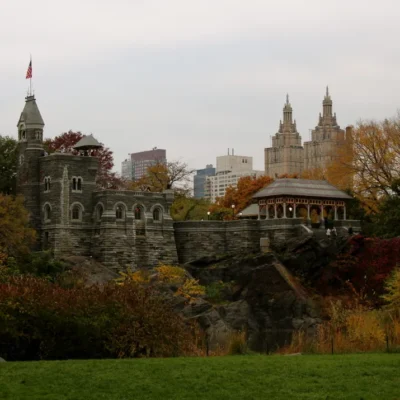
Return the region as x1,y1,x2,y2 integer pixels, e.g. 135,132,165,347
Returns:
91,190,178,270
174,218,303,264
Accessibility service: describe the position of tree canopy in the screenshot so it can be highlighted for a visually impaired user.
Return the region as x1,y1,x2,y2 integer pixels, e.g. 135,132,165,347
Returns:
0,194,36,262
44,131,123,189
0,136,18,195
129,160,194,193
217,175,274,213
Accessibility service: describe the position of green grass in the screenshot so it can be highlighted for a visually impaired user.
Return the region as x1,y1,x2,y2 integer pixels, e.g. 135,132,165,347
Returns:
1,354,400,400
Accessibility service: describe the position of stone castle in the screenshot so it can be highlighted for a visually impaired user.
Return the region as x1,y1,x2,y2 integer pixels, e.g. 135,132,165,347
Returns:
265,88,351,177
16,94,358,271
16,95,178,269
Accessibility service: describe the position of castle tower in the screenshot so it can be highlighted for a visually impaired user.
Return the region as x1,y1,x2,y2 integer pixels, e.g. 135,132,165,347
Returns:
16,95,45,231
264,95,304,177
303,87,345,171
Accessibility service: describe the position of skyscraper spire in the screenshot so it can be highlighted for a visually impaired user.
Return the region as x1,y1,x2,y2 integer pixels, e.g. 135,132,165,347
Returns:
286,93,289,104
326,86,329,97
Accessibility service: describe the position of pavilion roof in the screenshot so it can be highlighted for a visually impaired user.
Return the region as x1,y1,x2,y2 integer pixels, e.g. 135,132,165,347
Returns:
73,134,102,150
253,178,352,200
238,203,266,217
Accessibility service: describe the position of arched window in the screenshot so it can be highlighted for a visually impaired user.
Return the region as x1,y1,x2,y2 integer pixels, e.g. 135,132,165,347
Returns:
44,177,51,192
116,205,125,220
21,131,26,139
72,204,81,220
77,178,82,191
44,204,51,221
96,204,103,221
134,206,144,220
72,178,77,191
153,208,162,221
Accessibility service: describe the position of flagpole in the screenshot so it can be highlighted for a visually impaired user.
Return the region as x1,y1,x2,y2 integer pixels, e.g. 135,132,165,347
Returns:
30,55,32,96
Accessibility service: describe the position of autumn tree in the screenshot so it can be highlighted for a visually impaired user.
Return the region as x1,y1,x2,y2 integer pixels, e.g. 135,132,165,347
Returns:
170,194,212,221
217,175,274,212
44,130,124,189
0,194,36,261
327,116,400,213
129,160,194,193
0,136,18,195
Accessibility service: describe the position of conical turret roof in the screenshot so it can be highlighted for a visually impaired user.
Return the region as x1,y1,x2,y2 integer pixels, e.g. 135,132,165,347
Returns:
17,95,44,127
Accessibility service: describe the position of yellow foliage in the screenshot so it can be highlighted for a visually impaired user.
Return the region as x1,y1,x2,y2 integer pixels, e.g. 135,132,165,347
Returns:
282,300,400,354
115,269,150,285
155,265,186,285
176,278,205,300
382,268,400,313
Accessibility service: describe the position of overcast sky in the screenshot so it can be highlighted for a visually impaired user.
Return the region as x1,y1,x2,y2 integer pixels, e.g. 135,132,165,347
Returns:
1,0,399,172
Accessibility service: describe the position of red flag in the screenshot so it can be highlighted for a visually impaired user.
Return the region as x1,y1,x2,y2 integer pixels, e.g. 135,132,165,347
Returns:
26,60,32,79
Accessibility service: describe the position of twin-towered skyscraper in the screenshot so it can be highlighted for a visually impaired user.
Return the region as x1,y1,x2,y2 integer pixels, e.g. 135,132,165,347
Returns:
264,88,350,177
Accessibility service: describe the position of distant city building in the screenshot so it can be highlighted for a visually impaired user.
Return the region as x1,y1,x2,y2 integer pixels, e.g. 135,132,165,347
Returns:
264,88,350,178
205,151,264,203
121,158,133,180
193,164,216,199
121,148,167,181
303,88,346,171
264,95,304,178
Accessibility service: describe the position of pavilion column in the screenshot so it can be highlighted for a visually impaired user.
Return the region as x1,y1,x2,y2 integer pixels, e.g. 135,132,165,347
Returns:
257,204,261,220
283,202,287,219
344,205,347,221
334,204,338,220
321,204,324,221
266,205,269,219
274,203,277,219
294,203,297,218
307,204,311,220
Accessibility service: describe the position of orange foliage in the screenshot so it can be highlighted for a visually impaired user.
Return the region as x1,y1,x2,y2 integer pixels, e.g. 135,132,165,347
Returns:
217,175,274,212
281,301,400,354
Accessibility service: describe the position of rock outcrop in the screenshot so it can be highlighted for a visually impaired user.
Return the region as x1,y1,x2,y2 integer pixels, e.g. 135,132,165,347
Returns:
181,253,321,352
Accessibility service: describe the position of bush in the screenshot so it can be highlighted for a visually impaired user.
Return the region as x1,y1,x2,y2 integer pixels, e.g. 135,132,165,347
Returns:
0,276,199,361
281,300,400,354
228,331,248,355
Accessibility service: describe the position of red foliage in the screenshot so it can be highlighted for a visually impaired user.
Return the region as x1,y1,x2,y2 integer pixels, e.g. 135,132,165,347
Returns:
321,235,400,305
43,131,124,189
0,275,197,360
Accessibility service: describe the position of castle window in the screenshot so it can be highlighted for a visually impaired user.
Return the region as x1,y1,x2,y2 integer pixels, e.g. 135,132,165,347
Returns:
72,177,83,192
21,131,26,140
44,177,51,192
71,204,82,221
44,204,51,222
116,205,125,220
134,205,144,220
96,204,103,221
153,207,162,222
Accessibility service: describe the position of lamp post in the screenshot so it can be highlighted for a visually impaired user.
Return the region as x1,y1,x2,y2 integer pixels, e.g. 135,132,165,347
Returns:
239,212,243,219
231,204,235,218
207,211,211,220
289,206,293,218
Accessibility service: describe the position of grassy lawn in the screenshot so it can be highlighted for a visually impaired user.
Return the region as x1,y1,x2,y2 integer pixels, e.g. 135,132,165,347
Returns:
1,354,400,400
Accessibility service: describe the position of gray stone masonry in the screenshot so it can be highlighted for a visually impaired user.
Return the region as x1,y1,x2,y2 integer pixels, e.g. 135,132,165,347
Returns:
174,219,304,264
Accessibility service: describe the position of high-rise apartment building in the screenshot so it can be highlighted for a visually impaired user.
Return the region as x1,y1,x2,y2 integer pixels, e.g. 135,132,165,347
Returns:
121,148,167,181
121,158,133,180
264,95,304,178
303,88,346,170
205,151,264,203
265,89,350,178
193,164,216,198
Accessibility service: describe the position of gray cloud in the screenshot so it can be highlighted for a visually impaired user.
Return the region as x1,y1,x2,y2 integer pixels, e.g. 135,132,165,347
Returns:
1,0,400,172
